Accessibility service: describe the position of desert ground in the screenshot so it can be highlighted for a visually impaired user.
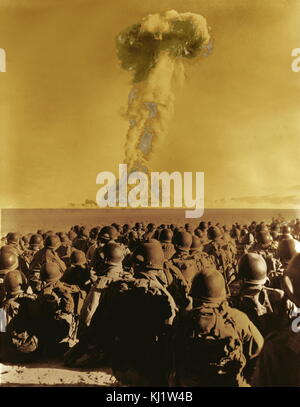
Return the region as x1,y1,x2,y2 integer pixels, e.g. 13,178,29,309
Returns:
1,361,118,387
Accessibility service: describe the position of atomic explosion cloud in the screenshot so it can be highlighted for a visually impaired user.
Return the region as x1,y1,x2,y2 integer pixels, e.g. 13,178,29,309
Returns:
116,9,211,175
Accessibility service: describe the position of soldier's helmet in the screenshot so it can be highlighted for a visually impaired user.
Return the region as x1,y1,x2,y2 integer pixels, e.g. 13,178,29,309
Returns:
4,270,26,295
22,235,30,244
282,253,300,307
255,223,268,233
280,225,293,241
198,221,207,230
0,250,19,271
133,240,165,270
40,263,62,283
44,235,60,250
60,235,70,244
103,242,124,264
194,228,206,239
238,253,267,285
98,226,118,242
174,231,193,250
277,238,300,264
68,230,77,241
29,234,43,248
185,223,193,233
282,225,292,235
159,228,173,243
190,269,226,303
6,232,20,244
70,250,87,266
78,226,89,238
190,236,202,253
89,227,100,239
255,230,272,245
241,232,255,246
271,230,280,240
111,223,121,232
207,226,222,241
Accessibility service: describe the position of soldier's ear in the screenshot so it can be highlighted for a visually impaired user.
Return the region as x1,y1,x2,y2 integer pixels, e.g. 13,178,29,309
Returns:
264,277,271,287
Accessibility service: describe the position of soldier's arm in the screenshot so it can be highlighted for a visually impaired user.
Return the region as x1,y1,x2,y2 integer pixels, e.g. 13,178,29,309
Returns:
231,308,264,359
29,251,41,272
79,277,110,327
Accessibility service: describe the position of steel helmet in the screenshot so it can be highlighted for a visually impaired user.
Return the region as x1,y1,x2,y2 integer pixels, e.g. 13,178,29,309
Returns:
40,262,62,283
159,228,173,243
0,250,19,271
29,234,43,247
207,226,222,241
238,253,267,285
282,253,300,307
4,270,27,295
44,235,60,250
70,250,87,266
103,242,124,264
98,226,118,242
190,235,202,253
133,240,164,270
190,269,226,303
6,232,20,244
174,231,193,250
277,238,300,263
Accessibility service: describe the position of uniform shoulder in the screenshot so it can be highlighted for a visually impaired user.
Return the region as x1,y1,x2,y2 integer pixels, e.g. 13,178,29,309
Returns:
226,305,252,325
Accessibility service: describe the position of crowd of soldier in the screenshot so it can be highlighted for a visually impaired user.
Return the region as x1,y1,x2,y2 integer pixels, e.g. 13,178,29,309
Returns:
1,217,300,386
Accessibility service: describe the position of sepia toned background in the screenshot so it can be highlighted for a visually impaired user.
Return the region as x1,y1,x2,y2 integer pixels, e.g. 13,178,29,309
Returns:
0,0,300,209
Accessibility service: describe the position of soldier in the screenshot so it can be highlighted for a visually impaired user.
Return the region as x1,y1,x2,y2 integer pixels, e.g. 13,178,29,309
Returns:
56,234,72,267
204,226,236,293
231,253,292,337
5,232,22,255
190,235,215,275
29,235,67,275
250,230,281,282
133,222,145,241
20,235,30,251
72,226,90,253
143,223,156,240
253,253,300,386
79,242,128,330
277,237,300,271
36,263,77,356
171,231,198,289
279,225,293,241
0,250,21,303
95,240,177,386
293,219,300,240
90,226,119,275
61,250,91,293
22,234,44,268
0,270,39,363
169,269,264,387
159,228,175,260
84,227,100,261
68,230,78,242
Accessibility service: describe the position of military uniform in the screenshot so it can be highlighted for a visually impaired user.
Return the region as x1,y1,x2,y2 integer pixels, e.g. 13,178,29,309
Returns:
29,247,67,274
170,301,264,386
253,328,300,386
230,286,292,337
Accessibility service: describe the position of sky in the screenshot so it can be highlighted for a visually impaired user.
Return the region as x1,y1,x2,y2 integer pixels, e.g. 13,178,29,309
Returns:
0,0,300,208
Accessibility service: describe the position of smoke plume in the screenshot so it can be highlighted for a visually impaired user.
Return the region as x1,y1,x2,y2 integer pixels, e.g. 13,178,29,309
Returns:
116,9,211,174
